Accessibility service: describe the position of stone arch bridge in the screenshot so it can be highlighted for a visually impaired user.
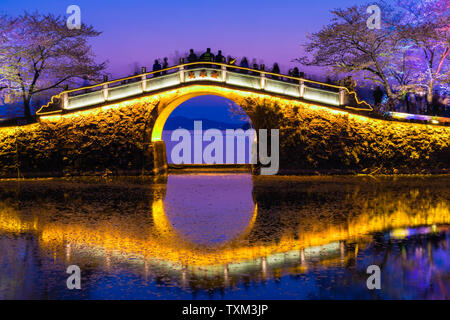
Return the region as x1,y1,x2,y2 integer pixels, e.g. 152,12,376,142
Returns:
0,62,446,177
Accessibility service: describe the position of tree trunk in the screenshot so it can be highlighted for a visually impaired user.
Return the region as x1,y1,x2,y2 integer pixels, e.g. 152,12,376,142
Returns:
377,70,396,110
385,85,394,100
372,57,395,109
382,82,396,111
23,98,31,119
427,79,434,107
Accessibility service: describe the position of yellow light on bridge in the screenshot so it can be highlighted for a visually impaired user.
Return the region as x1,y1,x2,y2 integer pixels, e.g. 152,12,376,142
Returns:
390,228,409,239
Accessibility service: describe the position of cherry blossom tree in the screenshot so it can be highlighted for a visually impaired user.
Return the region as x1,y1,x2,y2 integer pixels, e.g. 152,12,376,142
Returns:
0,12,106,118
298,3,401,104
0,15,19,94
298,1,449,111
395,0,449,105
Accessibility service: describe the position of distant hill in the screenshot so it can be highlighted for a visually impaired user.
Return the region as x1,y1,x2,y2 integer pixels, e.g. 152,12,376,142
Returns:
163,116,251,131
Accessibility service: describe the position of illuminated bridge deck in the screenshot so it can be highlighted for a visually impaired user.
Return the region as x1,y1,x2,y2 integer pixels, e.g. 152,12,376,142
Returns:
37,62,372,115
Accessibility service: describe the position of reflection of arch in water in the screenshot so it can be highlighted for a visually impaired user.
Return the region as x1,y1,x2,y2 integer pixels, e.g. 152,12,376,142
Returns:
4,202,448,265
1,177,449,269
151,174,257,247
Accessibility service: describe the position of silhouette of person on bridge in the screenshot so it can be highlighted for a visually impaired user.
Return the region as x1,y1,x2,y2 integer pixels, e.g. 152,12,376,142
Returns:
215,50,225,64
187,49,197,69
287,67,300,82
240,57,249,74
200,48,215,68
153,59,162,77
288,68,297,82
162,57,169,75
252,63,259,75
271,63,280,80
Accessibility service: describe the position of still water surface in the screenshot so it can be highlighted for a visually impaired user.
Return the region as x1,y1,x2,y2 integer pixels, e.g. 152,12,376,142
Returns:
0,174,448,299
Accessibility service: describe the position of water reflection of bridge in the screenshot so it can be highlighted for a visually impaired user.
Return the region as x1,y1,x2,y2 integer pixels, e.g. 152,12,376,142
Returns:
0,175,449,289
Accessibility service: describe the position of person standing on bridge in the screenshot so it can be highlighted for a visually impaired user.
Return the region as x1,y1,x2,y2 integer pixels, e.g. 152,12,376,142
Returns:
162,57,169,75
187,49,197,69
271,63,280,80
200,48,215,67
288,69,295,82
240,57,249,74
289,67,300,82
153,59,162,77
215,50,225,64
252,63,259,76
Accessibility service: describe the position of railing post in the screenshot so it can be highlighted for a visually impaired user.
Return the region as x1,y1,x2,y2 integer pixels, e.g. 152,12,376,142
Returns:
340,241,345,261
260,72,266,90
221,64,227,82
179,65,185,83
103,75,108,101
300,249,305,264
141,67,147,92
299,80,305,98
61,92,69,109
339,88,346,106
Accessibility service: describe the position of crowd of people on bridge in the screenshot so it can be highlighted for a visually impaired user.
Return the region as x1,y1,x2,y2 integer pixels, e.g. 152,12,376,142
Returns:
127,48,449,118
151,48,305,82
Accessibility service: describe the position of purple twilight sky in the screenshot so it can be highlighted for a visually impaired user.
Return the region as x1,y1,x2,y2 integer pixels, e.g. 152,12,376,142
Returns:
1,0,370,78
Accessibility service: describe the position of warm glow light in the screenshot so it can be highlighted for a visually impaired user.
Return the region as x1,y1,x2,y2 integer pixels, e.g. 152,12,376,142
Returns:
39,95,159,123
5,83,448,152
0,126,18,135
151,85,246,142
386,111,450,124
390,228,409,239
1,198,448,268
37,62,374,116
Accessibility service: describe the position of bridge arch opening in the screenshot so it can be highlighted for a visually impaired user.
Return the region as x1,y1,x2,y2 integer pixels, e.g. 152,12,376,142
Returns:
151,91,251,142
152,91,255,167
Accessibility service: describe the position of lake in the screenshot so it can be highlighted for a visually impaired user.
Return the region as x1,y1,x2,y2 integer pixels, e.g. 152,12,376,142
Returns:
0,174,448,299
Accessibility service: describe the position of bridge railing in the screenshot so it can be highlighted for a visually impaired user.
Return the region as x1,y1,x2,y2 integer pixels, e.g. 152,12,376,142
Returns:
36,62,373,115
384,111,450,124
